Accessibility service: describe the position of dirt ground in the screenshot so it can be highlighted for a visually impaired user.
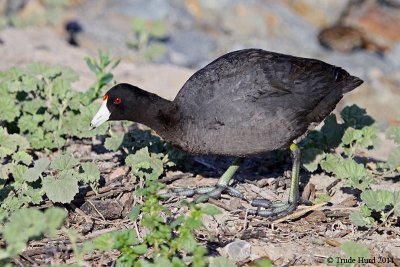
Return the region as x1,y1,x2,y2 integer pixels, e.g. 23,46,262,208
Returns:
13,132,399,266
1,26,399,266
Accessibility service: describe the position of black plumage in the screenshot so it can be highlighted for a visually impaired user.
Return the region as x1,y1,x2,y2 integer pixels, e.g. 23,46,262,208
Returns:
100,49,363,156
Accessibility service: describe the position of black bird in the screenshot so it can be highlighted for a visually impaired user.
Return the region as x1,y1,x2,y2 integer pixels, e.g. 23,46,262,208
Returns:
90,49,363,219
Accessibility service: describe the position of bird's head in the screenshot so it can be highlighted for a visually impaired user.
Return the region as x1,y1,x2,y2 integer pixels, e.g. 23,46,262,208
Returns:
90,84,133,129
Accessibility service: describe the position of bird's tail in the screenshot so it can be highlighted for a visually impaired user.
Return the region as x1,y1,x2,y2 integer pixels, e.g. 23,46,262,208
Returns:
342,75,363,93
333,67,364,93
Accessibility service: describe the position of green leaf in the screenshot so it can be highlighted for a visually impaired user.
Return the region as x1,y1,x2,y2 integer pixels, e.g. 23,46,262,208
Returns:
341,105,374,129
44,207,68,236
358,126,377,149
361,190,393,211
50,154,79,170
2,207,67,258
26,62,50,76
85,57,98,73
18,114,45,133
23,158,50,182
349,204,376,228
149,21,168,39
91,232,115,251
393,191,400,217
2,209,45,257
131,244,148,254
320,154,341,174
42,170,79,203
386,127,400,144
113,229,138,249
322,156,372,190
335,159,367,180
0,163,13,179
25,188,44,205
99,73,113,87
360,204,372,217
12,151,33,165
201,204,222,216
388,147,400,171
125,147,164,180
349,211,372,227
0,95,19,122
79,162,100,184
0,146,14,158
179,234,197,253
128,205,143,221
63,104,107,138
145,43,167,60
22,99,46,114
342,127,363,145
104,132,125,151
252,259,272,267
0,128,29,157
13,164,28,182
210,257,237,267
132,18,146,32
301,148,325,172
340,241,370,260
51,78,71,98
13,133,30,151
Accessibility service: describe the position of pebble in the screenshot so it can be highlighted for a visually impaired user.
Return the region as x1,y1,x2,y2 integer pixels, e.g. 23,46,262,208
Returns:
220,240,251,262
168,30,217,67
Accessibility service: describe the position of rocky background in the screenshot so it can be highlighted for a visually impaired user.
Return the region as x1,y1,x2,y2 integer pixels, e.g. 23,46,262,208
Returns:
0,0,399,126
0,0,400,265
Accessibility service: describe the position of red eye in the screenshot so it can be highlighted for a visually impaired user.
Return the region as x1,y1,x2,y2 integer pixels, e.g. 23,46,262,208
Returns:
103,94,108,101
114,98,122,104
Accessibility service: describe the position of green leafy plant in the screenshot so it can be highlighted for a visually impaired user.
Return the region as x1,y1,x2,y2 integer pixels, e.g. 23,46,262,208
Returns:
0,207,67,263
104,127,188,171
386,126,400,171
84,50,120,104
301,107,400,229
301,105,377,190
7,0,70,28
1,148,100,219
81,146,221,266
0,51,119,149
127,18,168,60
350,190,400,228
0,63,104,149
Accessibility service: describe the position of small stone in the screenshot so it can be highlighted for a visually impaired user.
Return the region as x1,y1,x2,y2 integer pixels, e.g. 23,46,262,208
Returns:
250,245,270,259
80,199,123,220
387,245,400,266
340,196,358,207
109,166,128,180
304,210,327,223
220,240,251,262
168,30,217,67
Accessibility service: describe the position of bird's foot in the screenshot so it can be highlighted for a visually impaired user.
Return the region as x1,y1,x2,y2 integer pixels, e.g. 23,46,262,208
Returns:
159,184,246,203
241,198,299,220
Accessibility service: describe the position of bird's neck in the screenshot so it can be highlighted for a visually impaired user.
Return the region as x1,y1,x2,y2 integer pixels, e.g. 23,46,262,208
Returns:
126,91,180,137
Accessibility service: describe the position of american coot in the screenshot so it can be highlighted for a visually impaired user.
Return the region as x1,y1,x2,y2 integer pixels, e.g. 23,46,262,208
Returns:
90,49,363,219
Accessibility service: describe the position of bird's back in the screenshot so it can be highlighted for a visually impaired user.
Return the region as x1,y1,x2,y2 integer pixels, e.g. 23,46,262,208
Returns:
171,49,363,156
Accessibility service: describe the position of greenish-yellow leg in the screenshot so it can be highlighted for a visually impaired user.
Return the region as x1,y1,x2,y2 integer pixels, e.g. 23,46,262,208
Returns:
160,144,301,219
245,143,300,219
159,158,245,201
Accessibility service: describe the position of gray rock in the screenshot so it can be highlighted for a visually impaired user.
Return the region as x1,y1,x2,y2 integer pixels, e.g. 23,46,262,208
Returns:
107,0,171,21
220,240,251,262
168,30,217,68
0,0,28,16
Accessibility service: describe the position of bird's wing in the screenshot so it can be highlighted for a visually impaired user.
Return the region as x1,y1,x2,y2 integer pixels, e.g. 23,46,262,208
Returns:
174,49,359,125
